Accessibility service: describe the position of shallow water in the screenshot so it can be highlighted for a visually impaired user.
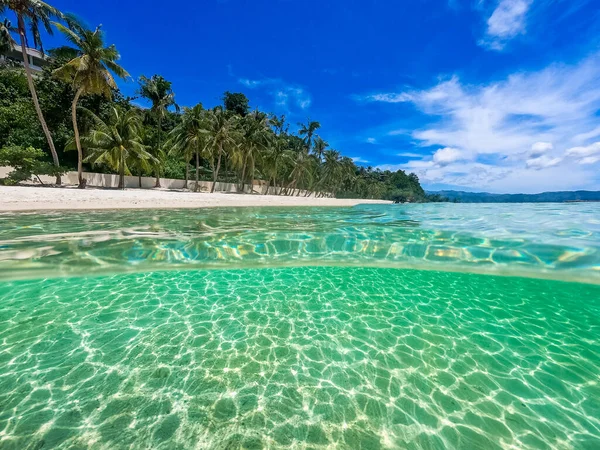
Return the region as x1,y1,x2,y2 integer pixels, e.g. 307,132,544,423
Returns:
1,203,599,282
0,204,599,449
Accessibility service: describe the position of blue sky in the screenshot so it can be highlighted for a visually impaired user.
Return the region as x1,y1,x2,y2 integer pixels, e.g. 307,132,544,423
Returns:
8,0,600,193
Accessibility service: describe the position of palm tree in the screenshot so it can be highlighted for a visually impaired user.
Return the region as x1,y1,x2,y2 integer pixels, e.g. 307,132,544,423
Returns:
262,135,291,195
203,108,239,193
338,156,357,195
138,75,178,187
3,0,63,183
167,104,205,191
269,114,288,136
234,110,270,193
297,119,321,152
73,107,152,189
130,131,154,188
312,136,328,162
53,21,129,188
285,139,315,196
0,17,16,55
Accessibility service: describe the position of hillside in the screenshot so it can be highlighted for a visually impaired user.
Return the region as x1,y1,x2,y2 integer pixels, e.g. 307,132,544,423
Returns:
430,190,600,203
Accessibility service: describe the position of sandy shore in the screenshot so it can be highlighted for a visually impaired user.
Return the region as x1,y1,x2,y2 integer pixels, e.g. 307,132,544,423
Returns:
0,186,391,212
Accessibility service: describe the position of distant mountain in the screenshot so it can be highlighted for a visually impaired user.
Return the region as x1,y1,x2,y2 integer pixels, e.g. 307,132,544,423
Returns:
429,190,600,203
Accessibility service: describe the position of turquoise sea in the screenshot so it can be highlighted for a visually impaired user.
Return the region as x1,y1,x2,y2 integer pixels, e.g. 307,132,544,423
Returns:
0,203,599,449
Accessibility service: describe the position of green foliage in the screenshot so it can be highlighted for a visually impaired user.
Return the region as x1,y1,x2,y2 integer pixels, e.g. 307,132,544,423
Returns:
0,18,17,54
0,145,66,184
53,21,129,98
222,91,249,117
0,10,437,200
72,107,154,188
139,75,177,117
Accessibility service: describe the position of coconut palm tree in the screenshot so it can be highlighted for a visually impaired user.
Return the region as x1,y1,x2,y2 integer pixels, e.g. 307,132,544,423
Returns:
2,0,63,183
319,149,346,197
285,138,315,196
138,75,179,187
338,156,357,195
234,110,270,193
262,135,291,195
269,114,288,136
73,107,152,189
167,104,205,191
53,20,129,188
312,136,328,162
297,119,320,152
130,132,154,188
0,17,16,55
203,107,239,193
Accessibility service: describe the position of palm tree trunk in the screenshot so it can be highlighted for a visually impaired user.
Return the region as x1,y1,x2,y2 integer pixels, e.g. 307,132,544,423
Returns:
17,17,61,185
185,160,189,190
249,157,255,194
119,152,125,189
71,87,85,188
155,116,162,188
138,173,142,188
284,176,296,196
210,144,223,193
154,167,161,188
195,149,199,192
240,157,247,193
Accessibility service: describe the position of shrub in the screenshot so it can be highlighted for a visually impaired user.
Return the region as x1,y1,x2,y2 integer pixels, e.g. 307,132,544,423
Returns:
0,146,67,185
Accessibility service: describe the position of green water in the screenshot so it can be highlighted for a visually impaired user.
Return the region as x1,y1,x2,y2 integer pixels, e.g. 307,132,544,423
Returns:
1,204,599,449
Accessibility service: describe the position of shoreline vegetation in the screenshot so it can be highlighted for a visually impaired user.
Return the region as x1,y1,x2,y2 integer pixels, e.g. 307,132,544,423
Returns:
0,2,449,204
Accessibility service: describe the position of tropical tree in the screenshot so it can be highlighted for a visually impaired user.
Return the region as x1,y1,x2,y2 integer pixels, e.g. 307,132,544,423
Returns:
130,128,154,188
2,0,63,183
338,156,356,194
0,17,16,55
233,110,270,192
167,104,205,191
138,74,178,187
262,134,291,195
284,137,315,196
73,107,152,189
223,91,249,117
203,107,239,193
53,20,129,188
312,136,328,162
269,114,288,136
297,119,320,152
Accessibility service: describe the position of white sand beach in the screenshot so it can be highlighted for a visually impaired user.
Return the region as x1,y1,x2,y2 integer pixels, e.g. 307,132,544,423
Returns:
0,186,391,212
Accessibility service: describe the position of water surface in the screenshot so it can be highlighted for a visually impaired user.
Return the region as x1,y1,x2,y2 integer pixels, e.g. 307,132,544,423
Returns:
1,203,599,282
0,204,599,449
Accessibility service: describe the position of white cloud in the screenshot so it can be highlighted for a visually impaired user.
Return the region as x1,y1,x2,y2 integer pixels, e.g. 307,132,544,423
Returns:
479,0,533,50
565,142,600,165
359,93,412,103
573,126,600,143
432,147,466,166
366,137,377,144
239,78,263,88
526,154,562,170
275,87,311,109
530,141,553,157
397,152,423,158
238,77,311,110
351,156,369,163
361,53,600,192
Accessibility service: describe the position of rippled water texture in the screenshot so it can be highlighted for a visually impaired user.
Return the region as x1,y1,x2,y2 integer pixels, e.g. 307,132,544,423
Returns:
1,203,599,282
1,204,600,449
0,267,599,449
